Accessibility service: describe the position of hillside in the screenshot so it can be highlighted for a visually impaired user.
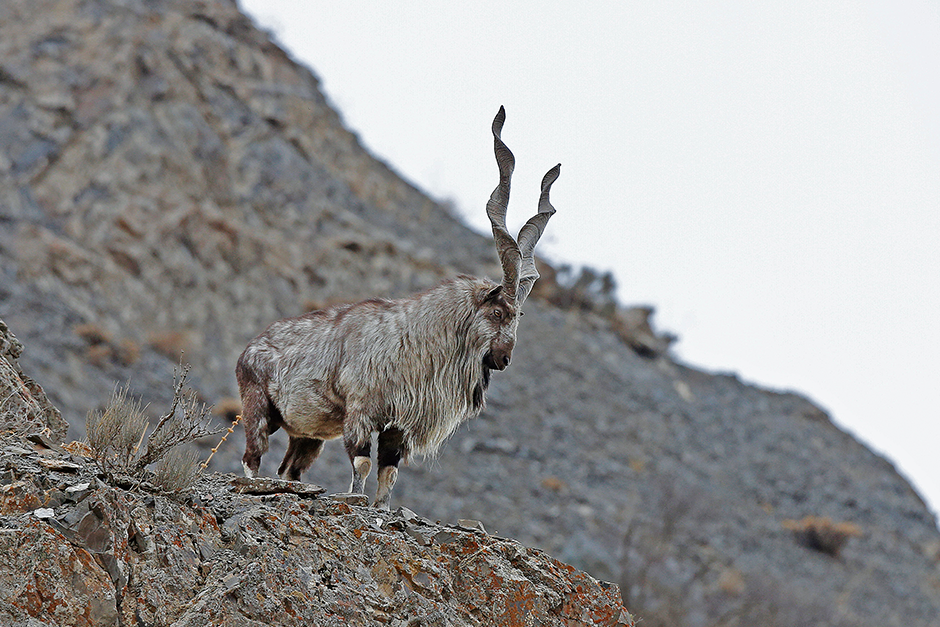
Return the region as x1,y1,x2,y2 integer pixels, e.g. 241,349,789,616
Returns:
1,0,939,625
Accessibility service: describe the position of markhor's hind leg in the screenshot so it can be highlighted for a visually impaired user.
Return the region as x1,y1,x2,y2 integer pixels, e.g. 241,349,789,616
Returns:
375,427,406,510
240,380,274,478
278,437,324,482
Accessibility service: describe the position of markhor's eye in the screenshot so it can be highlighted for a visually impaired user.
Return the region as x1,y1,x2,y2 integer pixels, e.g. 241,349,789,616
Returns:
492,309,502,320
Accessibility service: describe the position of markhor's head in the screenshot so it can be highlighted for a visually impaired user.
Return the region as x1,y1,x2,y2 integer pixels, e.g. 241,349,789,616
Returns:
473,282,519,372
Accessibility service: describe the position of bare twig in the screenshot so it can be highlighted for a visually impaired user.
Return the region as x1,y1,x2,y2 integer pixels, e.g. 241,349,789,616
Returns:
201,413,241,470
133,363,222,474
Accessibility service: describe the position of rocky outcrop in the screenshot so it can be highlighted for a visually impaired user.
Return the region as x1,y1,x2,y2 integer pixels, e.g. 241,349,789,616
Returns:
0,318,67,443
1,1,939,626
0,431,632,626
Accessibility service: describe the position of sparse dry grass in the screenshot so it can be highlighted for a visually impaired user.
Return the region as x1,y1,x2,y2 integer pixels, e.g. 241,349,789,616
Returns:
86,382,149,472
153,446,201,493
782,516,862,558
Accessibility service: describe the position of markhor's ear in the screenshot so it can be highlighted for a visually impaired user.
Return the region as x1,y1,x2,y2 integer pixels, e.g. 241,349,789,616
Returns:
477,284,503,305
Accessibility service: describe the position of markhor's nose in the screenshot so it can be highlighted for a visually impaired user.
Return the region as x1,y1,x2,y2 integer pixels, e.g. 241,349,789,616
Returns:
502,355,511,368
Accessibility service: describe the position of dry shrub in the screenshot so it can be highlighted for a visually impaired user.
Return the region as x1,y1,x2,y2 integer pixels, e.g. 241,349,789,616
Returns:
611,307,677,358
628,457,647,473
147,330,191,360
540,263,618,315
531,261,676,358
85,343,113,367
212,396,242,422
131,363,222,474
85,364,222,492
782,515,862,558
62,440,94,459
74,324,140,367
717,568,746,596
74,323,111,345
114,339,141,366
541,476,567,492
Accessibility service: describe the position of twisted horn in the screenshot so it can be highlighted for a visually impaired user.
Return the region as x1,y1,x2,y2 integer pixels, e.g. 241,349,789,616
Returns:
485,107,560,305
516,163,560,305
486,106,522,300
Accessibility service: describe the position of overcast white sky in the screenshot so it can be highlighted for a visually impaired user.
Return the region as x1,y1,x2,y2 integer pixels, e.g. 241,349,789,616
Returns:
241,1,940,519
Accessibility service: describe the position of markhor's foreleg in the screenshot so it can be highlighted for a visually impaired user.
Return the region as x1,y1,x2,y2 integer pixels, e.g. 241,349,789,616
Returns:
344,423,372,495
375,427,406,510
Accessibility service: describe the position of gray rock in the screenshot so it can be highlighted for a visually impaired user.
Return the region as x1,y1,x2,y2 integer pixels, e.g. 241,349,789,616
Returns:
457,519,486,533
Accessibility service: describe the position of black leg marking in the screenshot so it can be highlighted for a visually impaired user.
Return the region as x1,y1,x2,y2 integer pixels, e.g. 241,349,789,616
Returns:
344,437,371,461
237,349,285,479
377,427,405,468
375,428,406,509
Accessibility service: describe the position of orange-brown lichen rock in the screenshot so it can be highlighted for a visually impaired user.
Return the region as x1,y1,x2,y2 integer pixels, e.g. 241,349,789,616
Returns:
0,432,633,626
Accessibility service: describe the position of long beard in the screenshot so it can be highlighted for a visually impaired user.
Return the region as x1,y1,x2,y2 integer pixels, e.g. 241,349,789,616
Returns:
472,365,491,411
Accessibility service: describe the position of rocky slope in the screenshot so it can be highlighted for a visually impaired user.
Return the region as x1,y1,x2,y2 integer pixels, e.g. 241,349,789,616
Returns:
1,0,939,625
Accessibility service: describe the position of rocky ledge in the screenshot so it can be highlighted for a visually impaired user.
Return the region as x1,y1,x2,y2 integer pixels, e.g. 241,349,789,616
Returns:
0,431,633,626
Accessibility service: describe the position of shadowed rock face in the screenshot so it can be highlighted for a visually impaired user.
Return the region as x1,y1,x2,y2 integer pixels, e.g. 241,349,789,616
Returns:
0,431,633,626
1,1,939,626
